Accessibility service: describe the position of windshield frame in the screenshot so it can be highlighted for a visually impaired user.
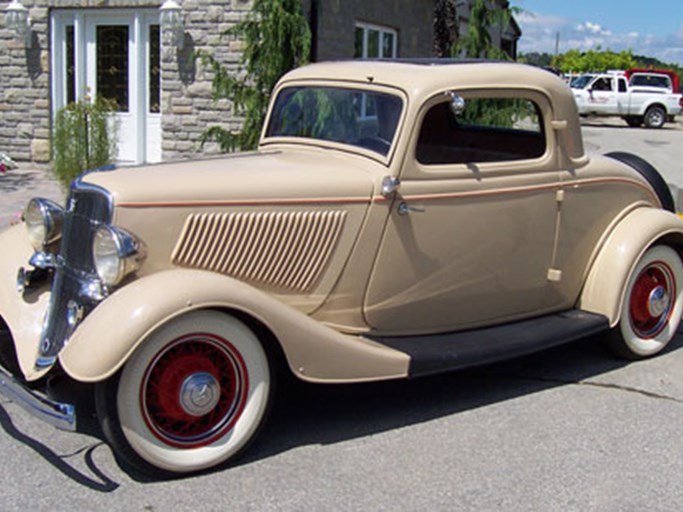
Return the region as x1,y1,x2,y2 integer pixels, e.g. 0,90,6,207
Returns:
569,74,595,89
260,79,408,165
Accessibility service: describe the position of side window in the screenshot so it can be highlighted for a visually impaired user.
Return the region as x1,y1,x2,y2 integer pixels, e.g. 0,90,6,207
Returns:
416,96,546,166
618,78,628,93
592,77,612,91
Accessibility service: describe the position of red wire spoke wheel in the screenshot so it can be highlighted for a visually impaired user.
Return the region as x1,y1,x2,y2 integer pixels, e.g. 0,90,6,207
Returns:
141,333,248,448
628,263,675,339
96,311,272,475
609,245,683,359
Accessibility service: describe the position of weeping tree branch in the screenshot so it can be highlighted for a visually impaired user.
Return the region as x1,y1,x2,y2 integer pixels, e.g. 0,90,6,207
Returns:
199,0,311,152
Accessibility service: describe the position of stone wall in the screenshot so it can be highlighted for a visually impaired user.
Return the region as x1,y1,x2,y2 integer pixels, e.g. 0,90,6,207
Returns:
1,0,51,163
161,0,251,161
304,0,434,61
0,0,435,165
0,0,251,165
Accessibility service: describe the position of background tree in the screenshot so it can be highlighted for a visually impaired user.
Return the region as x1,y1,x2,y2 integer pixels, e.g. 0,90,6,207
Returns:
552,48,636,73
434,0,457,58
451,0,518,59
200,0,311,152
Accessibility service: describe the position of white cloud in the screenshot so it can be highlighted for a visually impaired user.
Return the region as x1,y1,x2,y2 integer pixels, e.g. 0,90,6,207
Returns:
517,11,683,66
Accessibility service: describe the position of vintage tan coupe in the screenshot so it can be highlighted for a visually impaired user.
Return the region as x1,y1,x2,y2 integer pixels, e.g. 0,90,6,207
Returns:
1,60,683,476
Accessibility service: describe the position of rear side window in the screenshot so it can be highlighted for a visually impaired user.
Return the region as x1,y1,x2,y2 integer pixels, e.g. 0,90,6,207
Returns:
416,97,546,166
630,74,671,89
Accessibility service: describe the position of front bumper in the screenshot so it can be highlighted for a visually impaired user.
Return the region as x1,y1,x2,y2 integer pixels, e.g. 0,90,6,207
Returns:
0,364,76,431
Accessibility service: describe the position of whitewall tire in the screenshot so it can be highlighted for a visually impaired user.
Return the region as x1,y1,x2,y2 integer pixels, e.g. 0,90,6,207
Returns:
96,310,272,475
608,245,683,359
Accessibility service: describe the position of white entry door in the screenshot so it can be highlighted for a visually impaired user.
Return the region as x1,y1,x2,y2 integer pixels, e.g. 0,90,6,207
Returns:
51,10,161,165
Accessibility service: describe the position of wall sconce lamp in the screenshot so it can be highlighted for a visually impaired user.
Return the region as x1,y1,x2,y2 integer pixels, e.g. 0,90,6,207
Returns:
5,0,32,48
160,0,185,50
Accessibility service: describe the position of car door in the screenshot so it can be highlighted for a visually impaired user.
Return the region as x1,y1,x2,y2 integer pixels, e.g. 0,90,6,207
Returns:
616,76,631,115
364,89,563,335
587,76,617,114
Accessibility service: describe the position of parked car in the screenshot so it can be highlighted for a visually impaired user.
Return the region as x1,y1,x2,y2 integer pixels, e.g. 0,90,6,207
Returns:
571,70,683,128
2,60,683,477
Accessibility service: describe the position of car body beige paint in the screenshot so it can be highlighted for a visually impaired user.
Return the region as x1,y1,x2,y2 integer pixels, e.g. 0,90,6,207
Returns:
0,225,51,380
2,61,683,385
58,269,410,383
579,207,683,325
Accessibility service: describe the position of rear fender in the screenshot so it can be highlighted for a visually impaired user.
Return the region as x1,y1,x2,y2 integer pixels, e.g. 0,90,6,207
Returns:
579,207,683,325
59,269,409,384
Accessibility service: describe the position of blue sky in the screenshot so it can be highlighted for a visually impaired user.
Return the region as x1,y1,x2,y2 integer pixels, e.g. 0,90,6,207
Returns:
515,0,683,65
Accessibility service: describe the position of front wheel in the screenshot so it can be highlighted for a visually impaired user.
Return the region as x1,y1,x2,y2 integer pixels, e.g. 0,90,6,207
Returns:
95,311,273,476
607,245,683,359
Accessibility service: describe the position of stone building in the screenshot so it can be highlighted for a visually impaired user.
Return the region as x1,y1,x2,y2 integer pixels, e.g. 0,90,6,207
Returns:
0,0,517,167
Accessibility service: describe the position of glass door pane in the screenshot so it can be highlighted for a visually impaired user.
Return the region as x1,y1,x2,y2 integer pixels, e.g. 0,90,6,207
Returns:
96,25,129,112
149,24,160,114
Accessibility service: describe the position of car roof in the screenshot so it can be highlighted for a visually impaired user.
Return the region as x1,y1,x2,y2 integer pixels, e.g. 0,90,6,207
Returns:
283,59,565,92
278,59,585,164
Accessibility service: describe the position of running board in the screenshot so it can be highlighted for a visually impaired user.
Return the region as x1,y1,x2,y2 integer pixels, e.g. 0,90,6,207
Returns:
368,310,610,378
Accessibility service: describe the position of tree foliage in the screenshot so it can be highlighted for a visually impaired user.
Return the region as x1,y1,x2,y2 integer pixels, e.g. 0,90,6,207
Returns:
451,0,518,60
551,48,636,73
434,0,457,58
52,98,117,188
200,0,311,152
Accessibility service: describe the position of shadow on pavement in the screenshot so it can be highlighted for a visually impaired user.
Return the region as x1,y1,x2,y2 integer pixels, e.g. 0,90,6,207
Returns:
0,402,119,491
2,329,681,485
241,332,683,467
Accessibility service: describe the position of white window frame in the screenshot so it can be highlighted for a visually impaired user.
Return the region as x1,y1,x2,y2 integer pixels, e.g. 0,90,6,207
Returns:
354,22,398,59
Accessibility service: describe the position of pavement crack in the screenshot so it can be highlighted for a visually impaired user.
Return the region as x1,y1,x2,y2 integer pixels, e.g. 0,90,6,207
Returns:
576,380,683,403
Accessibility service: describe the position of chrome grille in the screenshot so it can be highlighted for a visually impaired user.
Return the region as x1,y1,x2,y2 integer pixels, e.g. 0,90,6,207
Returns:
61,187,112,270
37,184,112,366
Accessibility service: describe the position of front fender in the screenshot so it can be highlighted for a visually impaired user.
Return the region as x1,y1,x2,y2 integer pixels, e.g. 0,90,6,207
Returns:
579,207,683,325
0,224,51,381
59,269,409,384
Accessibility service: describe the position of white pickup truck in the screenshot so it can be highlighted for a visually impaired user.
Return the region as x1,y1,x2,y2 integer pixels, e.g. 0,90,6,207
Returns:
571,70,683,128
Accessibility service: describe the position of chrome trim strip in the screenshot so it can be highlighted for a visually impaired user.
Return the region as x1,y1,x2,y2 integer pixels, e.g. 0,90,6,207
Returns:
0,366,76,431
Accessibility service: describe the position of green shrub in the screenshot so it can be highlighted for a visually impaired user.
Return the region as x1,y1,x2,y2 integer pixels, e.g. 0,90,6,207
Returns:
52,97,118,188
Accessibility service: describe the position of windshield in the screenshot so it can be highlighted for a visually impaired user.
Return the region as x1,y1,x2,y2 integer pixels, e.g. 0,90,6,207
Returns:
570,75,595,89
265,86,403,156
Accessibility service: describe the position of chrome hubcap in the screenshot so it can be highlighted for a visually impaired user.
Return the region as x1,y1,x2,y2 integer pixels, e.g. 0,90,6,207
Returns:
179,372,220,416
648,285,669,317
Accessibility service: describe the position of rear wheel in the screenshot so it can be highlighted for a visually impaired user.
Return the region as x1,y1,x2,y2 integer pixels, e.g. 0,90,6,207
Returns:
96,311,272,476
607,245,683,359
643,105,666,129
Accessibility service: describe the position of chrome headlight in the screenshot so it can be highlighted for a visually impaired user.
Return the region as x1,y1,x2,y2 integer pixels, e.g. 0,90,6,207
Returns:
93,225,144,287
24,198,65,250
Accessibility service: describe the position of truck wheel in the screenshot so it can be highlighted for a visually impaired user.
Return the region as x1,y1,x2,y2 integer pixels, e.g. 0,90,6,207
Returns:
95,311,273,476
605,152,675,212
607,245,683,359
643,105,666,128
624,116,642,127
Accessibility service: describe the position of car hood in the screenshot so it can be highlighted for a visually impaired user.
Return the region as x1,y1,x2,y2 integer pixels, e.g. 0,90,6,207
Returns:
80,148,380,315
81,148,376,206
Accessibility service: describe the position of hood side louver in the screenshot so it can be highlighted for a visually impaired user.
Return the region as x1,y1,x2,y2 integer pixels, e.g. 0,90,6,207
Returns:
172,210,347,292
